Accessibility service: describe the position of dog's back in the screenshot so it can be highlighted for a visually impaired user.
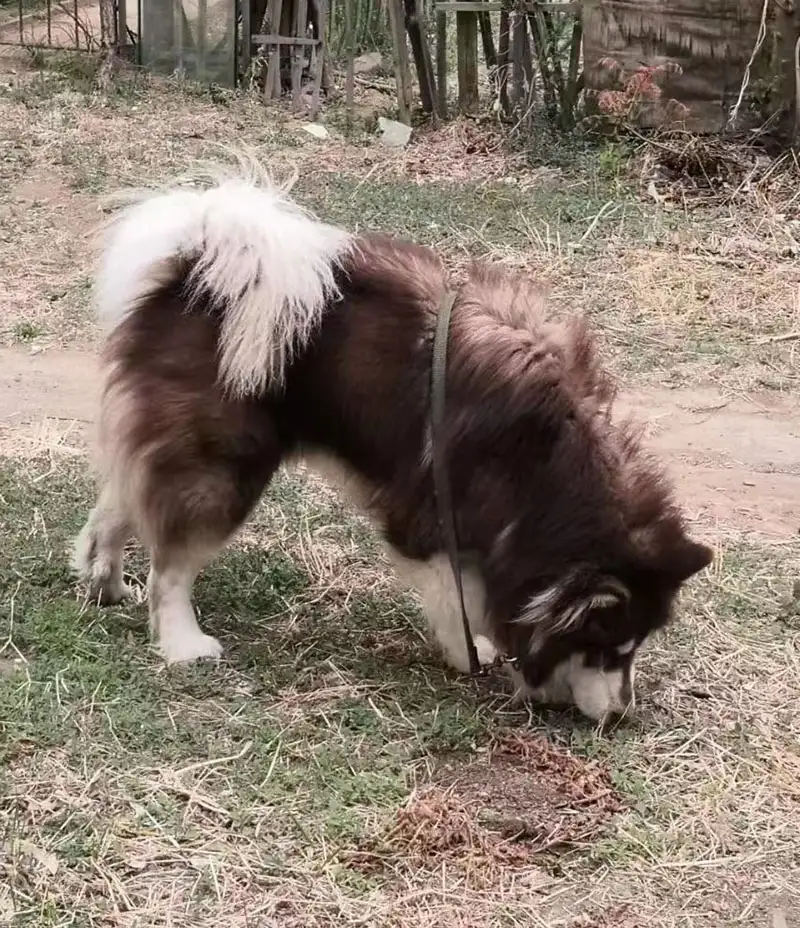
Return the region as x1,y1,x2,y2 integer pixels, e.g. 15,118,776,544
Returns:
74,166,710,720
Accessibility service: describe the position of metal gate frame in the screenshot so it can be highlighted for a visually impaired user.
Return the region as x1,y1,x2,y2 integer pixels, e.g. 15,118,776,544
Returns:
136,0,239,87
0,0,127,52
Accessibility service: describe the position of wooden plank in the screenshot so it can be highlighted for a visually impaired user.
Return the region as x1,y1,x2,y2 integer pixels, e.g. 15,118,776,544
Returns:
241,0,252,75
496,6,510,116
436,7,447,117
387,0,412,123
264,0,284,99
478,10,496,70
345,0,354,123
197,0,208,80
307,0,327,116
529,9,557,116
278,0,294,93
509,9,527,114
291,0,310,110
320,0,333,92
174,0,184,72
563,12,582,127
116,0,127,47
520,10,533,102
403,0,438,117
456,10,478,113
252,34,322,44
542,8,566,110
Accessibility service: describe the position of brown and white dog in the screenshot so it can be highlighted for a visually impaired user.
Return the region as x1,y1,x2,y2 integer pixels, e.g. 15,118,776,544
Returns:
73,163,713,722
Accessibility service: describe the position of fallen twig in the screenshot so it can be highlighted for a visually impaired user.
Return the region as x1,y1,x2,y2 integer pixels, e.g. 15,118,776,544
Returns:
757,332,800,345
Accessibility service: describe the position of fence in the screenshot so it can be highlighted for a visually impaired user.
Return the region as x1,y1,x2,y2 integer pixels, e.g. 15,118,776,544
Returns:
0,0,126,51
139,0,237,86
3,0,795,138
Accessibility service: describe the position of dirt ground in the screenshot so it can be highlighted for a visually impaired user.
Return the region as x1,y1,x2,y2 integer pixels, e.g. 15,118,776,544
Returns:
3,344,798,542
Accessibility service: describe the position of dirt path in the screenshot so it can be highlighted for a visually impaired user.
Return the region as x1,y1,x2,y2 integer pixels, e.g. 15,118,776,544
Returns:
2,346,798,540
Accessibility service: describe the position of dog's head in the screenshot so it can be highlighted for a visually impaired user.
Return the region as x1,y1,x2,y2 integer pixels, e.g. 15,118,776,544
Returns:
482,483,713,723
510,540,710,721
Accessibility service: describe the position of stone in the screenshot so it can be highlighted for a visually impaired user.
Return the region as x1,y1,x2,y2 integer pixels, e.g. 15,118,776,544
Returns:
301,123,329,140
377,117,412,148
354,51,383,75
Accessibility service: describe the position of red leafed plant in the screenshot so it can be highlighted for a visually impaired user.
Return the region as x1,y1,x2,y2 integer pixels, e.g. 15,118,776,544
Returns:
592,57,688,127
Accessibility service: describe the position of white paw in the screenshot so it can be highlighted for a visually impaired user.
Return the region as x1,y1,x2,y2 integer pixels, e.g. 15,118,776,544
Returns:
71,528,130,606
92,579,132,607
158,632,223,664
474,634,499,666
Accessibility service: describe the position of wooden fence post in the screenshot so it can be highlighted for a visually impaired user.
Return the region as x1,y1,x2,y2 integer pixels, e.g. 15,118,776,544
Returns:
264,0,284,98
456,9,478,113
478,9,496,70
388,0,413,123
497,6,510,115
240,0,252,77
436,5,448,117
345,0,355,123
404,0,438,117
291,0,309,108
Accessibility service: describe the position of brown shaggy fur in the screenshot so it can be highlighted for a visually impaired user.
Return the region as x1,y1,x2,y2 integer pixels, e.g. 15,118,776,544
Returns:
76,227,712,716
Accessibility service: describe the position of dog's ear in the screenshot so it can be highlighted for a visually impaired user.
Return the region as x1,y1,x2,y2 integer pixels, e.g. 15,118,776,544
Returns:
665,537,714,583
634,524,714,586
519,570,630,637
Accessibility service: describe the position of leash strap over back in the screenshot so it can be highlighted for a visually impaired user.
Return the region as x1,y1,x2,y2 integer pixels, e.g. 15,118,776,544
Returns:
430,291,482,677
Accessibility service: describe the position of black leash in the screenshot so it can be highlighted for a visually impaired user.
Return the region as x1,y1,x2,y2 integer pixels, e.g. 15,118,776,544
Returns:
430,291,483,677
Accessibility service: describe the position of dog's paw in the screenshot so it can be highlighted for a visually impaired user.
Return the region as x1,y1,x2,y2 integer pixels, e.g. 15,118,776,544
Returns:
71,528,131,606
158,632,223,664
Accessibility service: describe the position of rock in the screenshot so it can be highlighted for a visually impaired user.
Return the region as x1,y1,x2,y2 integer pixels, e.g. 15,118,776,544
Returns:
377,117,412,148
301,123,329,140
354,51,383,75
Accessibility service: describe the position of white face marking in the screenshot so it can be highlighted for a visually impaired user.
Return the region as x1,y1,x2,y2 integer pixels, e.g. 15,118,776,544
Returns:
508,649,639,722
617,639,636,655
569,664,628,721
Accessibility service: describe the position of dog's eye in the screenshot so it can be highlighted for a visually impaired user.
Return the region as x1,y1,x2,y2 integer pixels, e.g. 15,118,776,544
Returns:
583,607,620,640
602,649,630,670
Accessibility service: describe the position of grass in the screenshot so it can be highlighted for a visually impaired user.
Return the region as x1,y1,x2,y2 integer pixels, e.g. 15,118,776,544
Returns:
0,458,798,927
0,53,799,390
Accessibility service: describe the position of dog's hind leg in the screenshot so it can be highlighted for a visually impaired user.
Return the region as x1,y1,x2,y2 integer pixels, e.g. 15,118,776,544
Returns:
74,373,282,663
135,443,281,665
73,484,132,606
142,461,279,664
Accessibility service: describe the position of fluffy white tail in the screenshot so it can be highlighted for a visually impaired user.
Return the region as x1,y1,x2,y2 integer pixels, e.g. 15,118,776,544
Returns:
96,164,353,395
